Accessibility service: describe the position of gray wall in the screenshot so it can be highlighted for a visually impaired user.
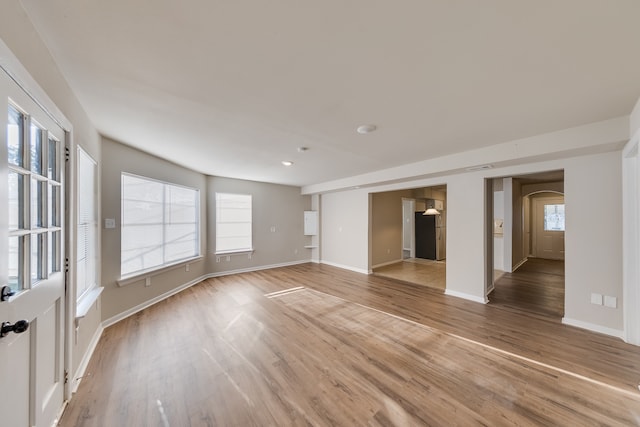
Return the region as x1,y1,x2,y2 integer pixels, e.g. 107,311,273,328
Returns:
206,176,311,274
101,138,208,321
100,138,311,322
370,190,413,267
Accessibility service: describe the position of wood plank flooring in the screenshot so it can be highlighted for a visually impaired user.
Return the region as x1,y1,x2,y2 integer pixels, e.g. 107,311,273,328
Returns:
490,258,565,319
373,259,446,291
59,263,640,426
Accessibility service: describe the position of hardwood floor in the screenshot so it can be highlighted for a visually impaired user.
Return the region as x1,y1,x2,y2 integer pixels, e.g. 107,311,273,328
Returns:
373,259,446,290
490,258,565,319
59,263,640,426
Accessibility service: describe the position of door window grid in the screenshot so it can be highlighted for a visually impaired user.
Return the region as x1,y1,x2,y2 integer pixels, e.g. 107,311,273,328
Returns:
7,103,62,292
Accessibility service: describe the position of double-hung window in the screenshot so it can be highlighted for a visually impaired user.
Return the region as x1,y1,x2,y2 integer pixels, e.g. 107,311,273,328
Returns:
215,193,252,254
77,147,97,300
121,174,200,277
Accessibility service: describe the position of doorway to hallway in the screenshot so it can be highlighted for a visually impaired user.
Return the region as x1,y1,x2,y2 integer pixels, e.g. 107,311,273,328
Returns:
488,172,565,319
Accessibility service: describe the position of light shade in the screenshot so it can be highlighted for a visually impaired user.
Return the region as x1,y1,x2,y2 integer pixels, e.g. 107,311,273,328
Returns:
423,208,440,215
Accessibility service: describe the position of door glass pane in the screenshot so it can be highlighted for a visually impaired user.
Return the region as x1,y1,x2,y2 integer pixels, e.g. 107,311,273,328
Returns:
8,236,23,291
544,204,565,231
30,123,44,174
48,184,60,227
8,171,24,230
31,178,45,228
31,233,44,285
48,231,60,274
48,138,59,181
8,106,23,167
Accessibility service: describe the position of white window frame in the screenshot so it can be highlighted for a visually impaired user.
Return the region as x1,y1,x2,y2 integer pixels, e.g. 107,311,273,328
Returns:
215,192,253,254
120,173,200,279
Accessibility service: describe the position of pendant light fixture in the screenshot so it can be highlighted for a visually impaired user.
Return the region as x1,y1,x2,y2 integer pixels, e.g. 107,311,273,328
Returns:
423,208,440,215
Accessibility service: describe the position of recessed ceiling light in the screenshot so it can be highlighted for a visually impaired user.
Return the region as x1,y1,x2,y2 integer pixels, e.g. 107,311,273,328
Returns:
282,161,293,166
297,147,309,152
356,124,377,134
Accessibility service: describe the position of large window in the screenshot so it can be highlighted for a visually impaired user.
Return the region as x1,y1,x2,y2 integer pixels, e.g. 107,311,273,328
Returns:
77,147,97,300
215,193,252,253
121,174,199,277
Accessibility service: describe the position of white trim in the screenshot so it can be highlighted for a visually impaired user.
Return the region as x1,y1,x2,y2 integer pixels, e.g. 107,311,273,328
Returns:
320,260,369,275
0,39,72,131
371,259,403,269
445,289,489,304
71,324,104,393
562,317,624,339
622,136,640,345
207,260,310,279
75,287,103,319
117,256,204,287
512,257,528,272
104,260,312,327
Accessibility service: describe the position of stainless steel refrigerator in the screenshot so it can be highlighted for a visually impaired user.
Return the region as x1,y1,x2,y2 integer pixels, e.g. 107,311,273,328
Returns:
415,211,446,260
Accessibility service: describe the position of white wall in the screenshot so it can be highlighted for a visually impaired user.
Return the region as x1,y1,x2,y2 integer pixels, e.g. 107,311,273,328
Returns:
563,151,623,335
320,190,369,274
444,174,487,303
315,148,626,337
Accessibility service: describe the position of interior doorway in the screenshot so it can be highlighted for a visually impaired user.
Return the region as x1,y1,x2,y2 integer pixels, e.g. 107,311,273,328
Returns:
488,171,566,319
371,186,447,291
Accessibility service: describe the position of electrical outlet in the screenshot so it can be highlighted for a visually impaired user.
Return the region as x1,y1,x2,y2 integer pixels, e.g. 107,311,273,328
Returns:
185,263,190,272
104,218,116,229
604,295,617,308
270,226,276,233
145,277,151,287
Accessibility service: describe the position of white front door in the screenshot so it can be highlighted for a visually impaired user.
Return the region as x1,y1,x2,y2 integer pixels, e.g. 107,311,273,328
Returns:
0,69,66,426
533,196,565,260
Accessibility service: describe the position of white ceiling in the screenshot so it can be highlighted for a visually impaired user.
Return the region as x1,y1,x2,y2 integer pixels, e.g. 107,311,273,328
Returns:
20,0,640,187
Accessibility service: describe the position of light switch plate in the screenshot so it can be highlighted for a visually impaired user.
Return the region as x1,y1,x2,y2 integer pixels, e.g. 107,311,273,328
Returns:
604,295,617,308
590,293,603,305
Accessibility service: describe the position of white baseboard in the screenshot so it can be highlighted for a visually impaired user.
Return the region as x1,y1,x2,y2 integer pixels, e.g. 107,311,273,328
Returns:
445,289,489,304
102,260,312,328
102,274,208,328
371,259,403,270
562,317,624,339
207,260,310,278
511,258,528,273
71,324,104,393
320,260,369,275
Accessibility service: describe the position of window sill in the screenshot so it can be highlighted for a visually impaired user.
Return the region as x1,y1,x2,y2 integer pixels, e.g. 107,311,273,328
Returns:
76,287,103,320
214,249,254,261
117,256,204,287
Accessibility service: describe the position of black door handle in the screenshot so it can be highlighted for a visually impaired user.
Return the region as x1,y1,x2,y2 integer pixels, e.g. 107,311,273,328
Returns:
1,320,29,338
1,286,15,302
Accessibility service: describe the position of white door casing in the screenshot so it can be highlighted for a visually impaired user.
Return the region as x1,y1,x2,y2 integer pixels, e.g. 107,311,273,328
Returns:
532,196,565,260
0,69,66,427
